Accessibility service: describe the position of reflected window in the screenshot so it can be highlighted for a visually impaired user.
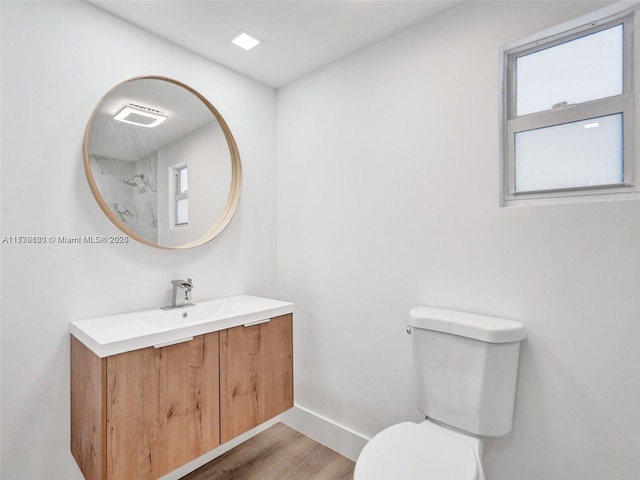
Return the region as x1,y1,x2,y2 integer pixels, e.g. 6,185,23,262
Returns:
174,164,188,225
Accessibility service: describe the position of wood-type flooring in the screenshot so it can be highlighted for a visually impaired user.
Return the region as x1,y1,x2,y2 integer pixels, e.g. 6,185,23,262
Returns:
180,423,355,480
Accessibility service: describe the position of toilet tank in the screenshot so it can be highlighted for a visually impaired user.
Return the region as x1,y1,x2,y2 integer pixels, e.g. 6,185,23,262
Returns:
409,307,526,437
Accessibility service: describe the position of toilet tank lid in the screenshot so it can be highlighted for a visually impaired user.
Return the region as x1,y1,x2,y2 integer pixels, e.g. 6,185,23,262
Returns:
410,306,526,343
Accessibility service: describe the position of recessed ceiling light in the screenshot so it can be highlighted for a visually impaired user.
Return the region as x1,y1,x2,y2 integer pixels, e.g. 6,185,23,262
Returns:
584,122,600,129
230,31,262,51
113,103,167,128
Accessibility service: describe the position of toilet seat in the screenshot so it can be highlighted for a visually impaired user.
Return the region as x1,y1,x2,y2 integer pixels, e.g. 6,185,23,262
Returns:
354,422,479,480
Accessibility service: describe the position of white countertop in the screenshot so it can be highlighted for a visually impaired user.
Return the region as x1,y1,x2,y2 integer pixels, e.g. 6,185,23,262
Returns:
70,294,294,358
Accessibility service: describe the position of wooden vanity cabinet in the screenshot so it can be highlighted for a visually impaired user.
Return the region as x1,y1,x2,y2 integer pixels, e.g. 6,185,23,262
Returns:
71,312,293,480
219,313,294,443
71,333,220,480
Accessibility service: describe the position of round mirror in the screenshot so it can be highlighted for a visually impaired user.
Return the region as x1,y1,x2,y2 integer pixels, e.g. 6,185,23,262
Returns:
84,76,242,249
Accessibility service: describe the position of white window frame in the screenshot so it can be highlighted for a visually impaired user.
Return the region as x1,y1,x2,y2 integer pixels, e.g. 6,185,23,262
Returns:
500,4,640,206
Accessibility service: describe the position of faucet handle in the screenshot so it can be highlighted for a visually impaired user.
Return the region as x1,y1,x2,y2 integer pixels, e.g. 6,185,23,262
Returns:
185,279,193,302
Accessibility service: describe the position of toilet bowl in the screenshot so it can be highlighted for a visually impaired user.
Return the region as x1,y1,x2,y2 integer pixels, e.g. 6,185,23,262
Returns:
354,420,485,480
354,306,526,480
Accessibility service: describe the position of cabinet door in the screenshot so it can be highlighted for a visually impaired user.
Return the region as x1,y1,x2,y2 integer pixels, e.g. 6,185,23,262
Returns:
219,314,293,443
106,333,220,480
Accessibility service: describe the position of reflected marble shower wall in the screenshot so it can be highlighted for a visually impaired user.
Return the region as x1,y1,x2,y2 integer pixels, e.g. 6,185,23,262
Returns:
90,154,159,242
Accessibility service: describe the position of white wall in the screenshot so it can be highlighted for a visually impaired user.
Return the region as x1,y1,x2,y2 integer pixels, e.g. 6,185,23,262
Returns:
0,2,277,479
277,2,640,479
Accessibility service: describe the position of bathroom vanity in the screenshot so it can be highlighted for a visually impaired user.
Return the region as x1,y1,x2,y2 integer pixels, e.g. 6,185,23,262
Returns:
70,295,294,480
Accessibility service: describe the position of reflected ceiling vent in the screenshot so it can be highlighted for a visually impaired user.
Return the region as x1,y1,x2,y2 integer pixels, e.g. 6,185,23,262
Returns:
113,103,167,128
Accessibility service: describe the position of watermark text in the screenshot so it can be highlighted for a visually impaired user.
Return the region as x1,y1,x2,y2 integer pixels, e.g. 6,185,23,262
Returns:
1,235,129,245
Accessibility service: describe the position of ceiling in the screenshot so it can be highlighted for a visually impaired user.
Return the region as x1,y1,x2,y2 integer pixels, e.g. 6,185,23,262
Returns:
89,0,465,88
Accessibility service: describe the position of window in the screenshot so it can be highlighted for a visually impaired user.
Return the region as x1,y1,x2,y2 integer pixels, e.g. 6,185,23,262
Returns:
501,7,637,205
174,164,188,226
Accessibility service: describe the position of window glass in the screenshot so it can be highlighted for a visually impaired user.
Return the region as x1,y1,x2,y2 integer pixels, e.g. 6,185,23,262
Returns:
514,113,623,192
176,198,189,225
178,166,188,194
516,24,624,116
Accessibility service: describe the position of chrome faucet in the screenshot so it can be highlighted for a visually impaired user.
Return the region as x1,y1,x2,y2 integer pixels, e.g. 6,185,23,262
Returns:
162,278,195,309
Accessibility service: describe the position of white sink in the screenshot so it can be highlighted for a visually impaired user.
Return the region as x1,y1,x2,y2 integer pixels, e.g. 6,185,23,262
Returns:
70,294,294,358
140,303,222,328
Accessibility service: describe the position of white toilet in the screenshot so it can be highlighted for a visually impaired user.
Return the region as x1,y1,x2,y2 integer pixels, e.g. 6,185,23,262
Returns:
354,306,526,480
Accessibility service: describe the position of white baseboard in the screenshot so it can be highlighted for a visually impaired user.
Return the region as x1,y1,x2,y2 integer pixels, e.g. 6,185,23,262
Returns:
280,404,370,462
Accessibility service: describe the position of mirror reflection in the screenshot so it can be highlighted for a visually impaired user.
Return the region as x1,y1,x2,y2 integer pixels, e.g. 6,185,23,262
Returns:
84,76,241,249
